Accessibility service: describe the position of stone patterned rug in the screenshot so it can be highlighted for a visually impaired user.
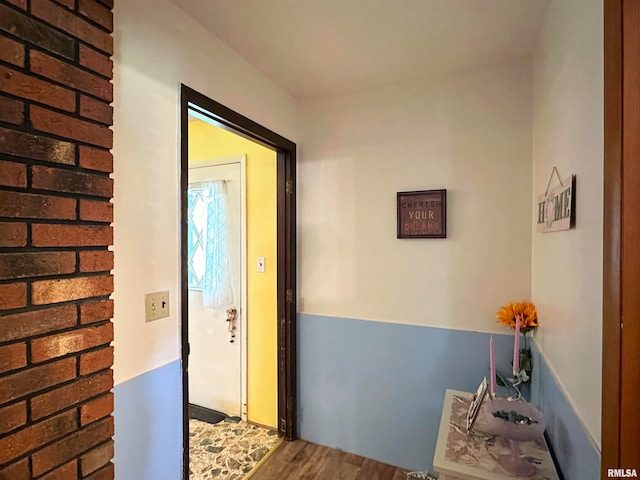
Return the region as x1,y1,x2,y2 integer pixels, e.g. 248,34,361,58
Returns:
189,418,280,479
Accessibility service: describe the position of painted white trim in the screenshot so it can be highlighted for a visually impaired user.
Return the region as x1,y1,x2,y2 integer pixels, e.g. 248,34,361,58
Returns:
239,157,248,421
188,156,246,169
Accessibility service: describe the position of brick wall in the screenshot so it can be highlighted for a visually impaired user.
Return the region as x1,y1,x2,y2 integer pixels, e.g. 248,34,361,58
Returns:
0,0,115,478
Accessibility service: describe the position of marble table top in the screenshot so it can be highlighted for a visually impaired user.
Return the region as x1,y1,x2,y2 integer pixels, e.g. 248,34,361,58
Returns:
433,389,560,480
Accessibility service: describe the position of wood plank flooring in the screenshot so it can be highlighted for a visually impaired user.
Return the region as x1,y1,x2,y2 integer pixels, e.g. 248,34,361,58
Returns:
249,439,407,480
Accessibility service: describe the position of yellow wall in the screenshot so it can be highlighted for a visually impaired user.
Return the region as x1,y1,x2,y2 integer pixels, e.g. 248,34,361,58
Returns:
189,119,277,428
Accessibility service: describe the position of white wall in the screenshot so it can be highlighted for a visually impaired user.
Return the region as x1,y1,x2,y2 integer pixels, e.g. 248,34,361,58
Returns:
112,0,298,385
532,0,603,447
298,61,533,332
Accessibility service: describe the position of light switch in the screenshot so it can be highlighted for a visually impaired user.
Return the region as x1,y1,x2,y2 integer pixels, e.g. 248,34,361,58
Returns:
257,257,265,273
145,291,170,322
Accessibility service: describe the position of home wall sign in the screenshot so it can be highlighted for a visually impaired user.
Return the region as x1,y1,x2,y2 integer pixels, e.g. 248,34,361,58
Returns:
536,167,576,233
397,189,446,238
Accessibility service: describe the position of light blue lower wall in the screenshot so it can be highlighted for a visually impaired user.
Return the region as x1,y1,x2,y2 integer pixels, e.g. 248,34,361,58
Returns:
298,314,599,477
109,319,599,479
113,360,183,480
530,342,600,480
297,314,515,472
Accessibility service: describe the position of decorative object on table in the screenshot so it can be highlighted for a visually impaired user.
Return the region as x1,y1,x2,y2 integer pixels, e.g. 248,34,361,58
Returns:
484,396,546,477
536,166,576,233
397,189,446,238
489,335,496,396
434,390,559,480
466,377,489,434
496,300,538,387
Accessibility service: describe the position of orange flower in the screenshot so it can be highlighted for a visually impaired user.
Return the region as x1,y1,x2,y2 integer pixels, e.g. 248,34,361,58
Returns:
496,301,538,333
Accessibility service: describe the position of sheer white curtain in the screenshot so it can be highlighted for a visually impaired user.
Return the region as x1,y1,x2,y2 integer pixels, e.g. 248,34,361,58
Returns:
202,180,233,310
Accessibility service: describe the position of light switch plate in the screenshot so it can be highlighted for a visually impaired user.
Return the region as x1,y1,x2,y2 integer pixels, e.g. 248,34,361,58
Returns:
145,291,169,322
257,256,265,273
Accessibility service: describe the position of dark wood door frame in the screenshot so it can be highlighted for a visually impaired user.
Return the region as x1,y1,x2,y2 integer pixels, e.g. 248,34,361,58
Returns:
602,0,640,474
179,85,297,479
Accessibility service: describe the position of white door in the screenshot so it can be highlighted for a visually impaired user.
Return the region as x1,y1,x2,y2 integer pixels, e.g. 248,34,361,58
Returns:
188,159,244,417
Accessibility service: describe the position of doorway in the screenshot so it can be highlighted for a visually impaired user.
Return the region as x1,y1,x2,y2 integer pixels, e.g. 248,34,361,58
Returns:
180,86,297,479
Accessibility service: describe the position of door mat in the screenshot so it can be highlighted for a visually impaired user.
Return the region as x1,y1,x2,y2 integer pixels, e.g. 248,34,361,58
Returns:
189,403,226,425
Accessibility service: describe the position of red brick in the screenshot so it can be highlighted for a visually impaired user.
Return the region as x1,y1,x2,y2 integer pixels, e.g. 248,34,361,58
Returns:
31,0,113,54
0,191,76,220
0,304,77,342
84,462,113,480
96,0,112,8
0,342,27,374
79,345,113,375
0,36,24,66
32,165,113,197
78,0,112,31
38,460,78,480
0,224,24,249
80,392,113,425
31,274,113,304
80,440,113,476
0,410,77,465
32,224,113,247
0,283,26,310
5,0,27,9
31,416,113,477
0,4,75,60
0,65,75,112
79,250,113,272
0,357,76,405
30,105,113,148
30,50,113,102
79,95,113,125
0,222,27,247
31,322,113,364
54,0,76,8
0,401,27,435
0,126,76,165
0,458,29,480
79,299,113,325
80,200,113,223
0,252,76,280
0,160,27,187
79,146,112,172
0,95,25,124
79,44,113,78
31,369,113,419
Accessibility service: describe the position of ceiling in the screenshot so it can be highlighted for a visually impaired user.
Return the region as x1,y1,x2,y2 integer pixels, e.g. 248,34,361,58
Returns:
171,0,549,101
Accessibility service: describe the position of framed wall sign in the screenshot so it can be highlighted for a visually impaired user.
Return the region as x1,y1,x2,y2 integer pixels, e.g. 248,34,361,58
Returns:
536,167,576,233
397,189,446,238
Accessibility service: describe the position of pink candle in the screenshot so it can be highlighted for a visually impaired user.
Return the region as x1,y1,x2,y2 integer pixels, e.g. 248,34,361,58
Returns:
513,316,520,376
490,336,496,395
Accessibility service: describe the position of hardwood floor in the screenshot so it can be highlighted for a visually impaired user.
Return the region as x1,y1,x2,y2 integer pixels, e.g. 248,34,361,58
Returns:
248,439,408,480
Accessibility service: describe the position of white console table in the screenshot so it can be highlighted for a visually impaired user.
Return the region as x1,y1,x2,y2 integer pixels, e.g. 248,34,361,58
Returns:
433,389,560,480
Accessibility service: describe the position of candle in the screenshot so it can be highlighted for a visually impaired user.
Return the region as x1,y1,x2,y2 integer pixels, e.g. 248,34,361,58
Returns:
513,316,520,376
490,336,496,395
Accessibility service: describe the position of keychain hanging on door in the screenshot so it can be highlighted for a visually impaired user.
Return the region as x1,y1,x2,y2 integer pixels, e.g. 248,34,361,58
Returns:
226,307,238,343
